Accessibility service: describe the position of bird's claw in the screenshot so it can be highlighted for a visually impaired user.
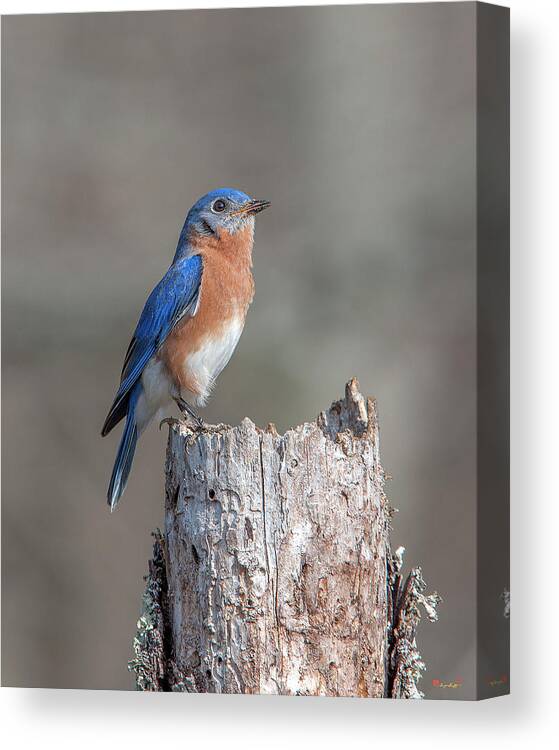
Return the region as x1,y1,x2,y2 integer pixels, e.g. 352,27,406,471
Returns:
159,417,189,431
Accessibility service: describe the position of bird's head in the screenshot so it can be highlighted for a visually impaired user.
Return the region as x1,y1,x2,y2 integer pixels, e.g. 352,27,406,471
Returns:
180,188,270,248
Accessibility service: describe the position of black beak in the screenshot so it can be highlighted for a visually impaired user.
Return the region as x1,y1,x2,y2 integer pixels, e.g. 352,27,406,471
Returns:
238,199,271,216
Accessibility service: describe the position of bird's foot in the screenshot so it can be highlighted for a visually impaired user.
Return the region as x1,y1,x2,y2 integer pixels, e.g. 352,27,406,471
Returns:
189,414,206,430
159,416,211,433
173,397,207,431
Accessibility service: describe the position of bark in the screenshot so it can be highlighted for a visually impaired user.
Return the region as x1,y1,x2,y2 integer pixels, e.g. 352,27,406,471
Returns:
129,379,439,697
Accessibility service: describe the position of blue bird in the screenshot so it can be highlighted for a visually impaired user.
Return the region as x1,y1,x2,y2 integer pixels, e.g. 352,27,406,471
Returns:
102,188,270,510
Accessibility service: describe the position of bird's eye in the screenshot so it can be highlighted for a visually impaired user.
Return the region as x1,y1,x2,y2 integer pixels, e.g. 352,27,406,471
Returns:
212,199,227,213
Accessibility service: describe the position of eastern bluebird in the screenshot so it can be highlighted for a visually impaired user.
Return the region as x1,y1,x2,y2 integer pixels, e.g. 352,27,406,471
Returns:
102,188,270,510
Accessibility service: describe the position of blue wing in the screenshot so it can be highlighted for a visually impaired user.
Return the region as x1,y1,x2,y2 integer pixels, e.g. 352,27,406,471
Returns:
101,254,203,436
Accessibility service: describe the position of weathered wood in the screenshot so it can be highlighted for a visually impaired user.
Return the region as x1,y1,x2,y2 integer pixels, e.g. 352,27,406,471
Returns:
129,380,439,697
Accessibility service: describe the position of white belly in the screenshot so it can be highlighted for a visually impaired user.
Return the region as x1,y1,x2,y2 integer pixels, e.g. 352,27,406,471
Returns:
183,316,245,406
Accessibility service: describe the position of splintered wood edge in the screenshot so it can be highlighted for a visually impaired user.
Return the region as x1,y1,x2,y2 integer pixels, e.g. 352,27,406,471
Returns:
166,377,379,444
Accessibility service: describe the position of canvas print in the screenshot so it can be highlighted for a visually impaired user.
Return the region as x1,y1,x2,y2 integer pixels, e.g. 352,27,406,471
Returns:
1,2,510,699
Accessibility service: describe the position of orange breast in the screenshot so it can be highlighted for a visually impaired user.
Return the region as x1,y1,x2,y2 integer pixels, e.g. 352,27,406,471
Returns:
160,226,255,401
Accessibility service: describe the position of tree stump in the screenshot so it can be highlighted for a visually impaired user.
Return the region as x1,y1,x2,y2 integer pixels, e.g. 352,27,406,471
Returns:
129,380,440,697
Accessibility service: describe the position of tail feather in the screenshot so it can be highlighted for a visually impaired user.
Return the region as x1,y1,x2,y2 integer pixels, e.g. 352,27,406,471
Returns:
107,385,141,510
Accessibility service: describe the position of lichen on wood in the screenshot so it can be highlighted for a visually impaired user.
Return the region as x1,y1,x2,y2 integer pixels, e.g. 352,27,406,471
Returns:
130,380,439,697
386,546,441,698
128,531,194,692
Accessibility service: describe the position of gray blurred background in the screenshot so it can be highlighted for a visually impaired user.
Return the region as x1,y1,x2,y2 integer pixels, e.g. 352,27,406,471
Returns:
2,4,478,697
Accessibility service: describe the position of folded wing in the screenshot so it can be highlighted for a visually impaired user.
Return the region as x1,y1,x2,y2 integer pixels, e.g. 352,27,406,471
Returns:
101,254,203,436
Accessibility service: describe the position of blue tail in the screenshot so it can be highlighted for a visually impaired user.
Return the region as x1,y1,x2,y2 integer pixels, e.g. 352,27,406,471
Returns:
107,383,141,511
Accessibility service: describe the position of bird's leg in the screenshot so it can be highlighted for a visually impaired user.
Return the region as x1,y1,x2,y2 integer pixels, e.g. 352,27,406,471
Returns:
159,398,220,435
174,397,205,429
159,398,203,431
